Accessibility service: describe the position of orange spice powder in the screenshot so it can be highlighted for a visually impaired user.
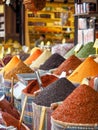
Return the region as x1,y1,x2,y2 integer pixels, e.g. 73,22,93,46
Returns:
0,56,21,75
67,57,98,83
24,48,43,65
4,60,33,80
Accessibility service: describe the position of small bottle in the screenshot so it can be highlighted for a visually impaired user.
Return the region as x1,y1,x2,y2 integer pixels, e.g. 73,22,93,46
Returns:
77,0,82,14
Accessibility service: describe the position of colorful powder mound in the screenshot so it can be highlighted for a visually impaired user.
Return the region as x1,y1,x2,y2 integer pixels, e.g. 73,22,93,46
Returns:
24,48,43,65
52,84,98,124
23,74,58,94
53,55,82,76
76,42,95,58
0,56,21,75
4,60,33,80
0,98,20,120
2,112,27,130
39,53,65,70
68,57,98,83
64,46,76,59
30,50,51,69
33,78,76,107
19,52,30,61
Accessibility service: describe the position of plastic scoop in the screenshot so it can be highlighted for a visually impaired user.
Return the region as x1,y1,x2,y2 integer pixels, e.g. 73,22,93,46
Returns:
34,68,44,91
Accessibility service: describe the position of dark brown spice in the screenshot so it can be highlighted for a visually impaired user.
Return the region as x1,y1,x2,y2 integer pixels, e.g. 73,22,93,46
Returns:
52,84,98,124
33,78,76,107
19,52,30,61
3,54,13,65
39,53,65,70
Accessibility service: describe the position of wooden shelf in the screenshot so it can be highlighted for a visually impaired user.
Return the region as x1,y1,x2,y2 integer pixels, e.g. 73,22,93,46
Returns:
74,13,98,17
74,0,98,45
25,1,75,46
28,17,60,22
28,25,74,28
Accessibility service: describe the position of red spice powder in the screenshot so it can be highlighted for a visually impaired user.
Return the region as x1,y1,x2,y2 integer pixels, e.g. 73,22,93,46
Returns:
23,74,58,94
53,55,82,76
52,84,98,124
2,112,26,130
0,99,20,120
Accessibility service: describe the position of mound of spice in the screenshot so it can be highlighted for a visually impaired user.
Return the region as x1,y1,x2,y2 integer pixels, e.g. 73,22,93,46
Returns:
30,47,39,55
33,78,76,107
3,54,13,65
0,54,12,67
64,46,76,59
4,60,33,80
30,47,41,54
0,98,20,120
19,52,30,61
39,53,65,70
2,112,27,130
53,55,82,76
0,56,21,75
76,42,95,58
52,84,98,124
30,50,51,69
23,74,58,94
68,57,98,83
24,48,43,65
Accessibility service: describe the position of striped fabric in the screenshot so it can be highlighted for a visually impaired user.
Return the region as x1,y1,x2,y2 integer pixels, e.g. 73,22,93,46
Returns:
32,102,53,130
3,80,16,102
51,118,98,130
14,98,21,113
65,126,98,130
21,92,35,129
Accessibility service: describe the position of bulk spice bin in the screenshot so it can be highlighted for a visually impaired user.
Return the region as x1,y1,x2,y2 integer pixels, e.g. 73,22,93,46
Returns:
30,50,51,69
21,74,58,129
68,57,98,83
1,59,33,103
32,102,53,130
0,95,30,130
53,55,82,76
0,56,20,100
0,111,30,130
0,55,33,117
51,119,98,130
39,53,65,71
32,78,76,130
51,84,98,130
